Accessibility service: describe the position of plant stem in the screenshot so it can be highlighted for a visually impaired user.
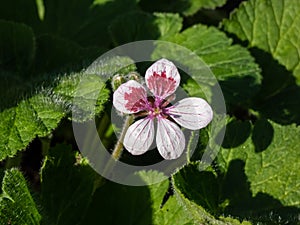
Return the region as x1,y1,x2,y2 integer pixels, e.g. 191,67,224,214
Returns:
111,115,134,160
40,136,51,157
92,115,134,193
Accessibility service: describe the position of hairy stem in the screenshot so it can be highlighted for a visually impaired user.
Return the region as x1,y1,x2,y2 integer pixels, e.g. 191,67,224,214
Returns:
92,115,134,193
112,115,134,160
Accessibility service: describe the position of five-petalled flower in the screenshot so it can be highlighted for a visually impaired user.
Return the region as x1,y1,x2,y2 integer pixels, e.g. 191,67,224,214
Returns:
113,59,213,160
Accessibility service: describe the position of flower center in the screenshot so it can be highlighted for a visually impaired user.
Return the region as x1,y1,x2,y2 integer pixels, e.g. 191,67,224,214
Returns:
153,107,161,116
147,104,165,119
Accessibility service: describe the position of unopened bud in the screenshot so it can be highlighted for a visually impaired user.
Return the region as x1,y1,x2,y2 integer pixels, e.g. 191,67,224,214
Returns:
111,74,126,91
127,72,141,82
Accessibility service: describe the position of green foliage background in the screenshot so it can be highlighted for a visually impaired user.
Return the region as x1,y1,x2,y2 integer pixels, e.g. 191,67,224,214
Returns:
0,0,299,224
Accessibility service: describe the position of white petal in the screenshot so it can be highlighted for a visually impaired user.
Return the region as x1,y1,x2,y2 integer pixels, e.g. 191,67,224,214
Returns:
167,97,213,130
145,59,180,98
113,80,148,114
124,118,154,155
156,118,185,160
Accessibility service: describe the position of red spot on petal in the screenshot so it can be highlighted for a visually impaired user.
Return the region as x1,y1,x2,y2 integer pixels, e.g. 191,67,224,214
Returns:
147,71,176,97
124,87,147,112
153,71,169,79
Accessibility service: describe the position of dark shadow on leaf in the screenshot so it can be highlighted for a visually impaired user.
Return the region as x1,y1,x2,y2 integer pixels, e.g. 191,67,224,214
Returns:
251,118,274,153
183,0,247,28
0,0,139,111
173,161,300,224
173,163,220,215
218,119,252,149
108,11,161,46
81,178,153,225
250,48,300,125
190,128,209,162
211,75,261,114
139,0,191,15
221,160,300,225
40,144,96,225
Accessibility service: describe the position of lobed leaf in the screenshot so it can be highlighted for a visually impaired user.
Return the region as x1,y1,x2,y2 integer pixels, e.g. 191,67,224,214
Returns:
218,119,300,207
172,163,252,225
0,95,65,161
153,24,261,107
0,56,136,161
214,117,300,225
223,0,300,82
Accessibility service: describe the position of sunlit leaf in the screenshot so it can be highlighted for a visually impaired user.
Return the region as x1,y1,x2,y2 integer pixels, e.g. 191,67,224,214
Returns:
217,118,300,223
0,56,136,161
223,0,300,82
153,24,261,107
0,168,41,225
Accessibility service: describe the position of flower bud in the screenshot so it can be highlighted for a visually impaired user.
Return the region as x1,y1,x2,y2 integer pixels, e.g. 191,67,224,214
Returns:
127,72,141,82
111,74,126,91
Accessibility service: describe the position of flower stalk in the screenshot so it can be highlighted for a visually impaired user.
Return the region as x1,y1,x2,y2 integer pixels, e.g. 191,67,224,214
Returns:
112,115,134,160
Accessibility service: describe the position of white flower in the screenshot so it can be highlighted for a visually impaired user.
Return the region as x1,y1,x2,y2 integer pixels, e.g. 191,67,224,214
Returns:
113,59,213,159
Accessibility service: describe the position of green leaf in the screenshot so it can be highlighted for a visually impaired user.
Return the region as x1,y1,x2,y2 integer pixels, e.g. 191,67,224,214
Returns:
218,120,300,207
36,0,45,20
42,0,139,47
40,144,95,225
0,56,136,161
0,95,65,161
109,11,182,45
216,118,300,224
172,158,300,224
223,0,300,82
139,0,227,16
153,196,193,225
248,48,300,125
154,12,183,39
53,73,110,122
172,163,251,225
256,85,300,125
35,34,103,73
0,20,35,72
153,24,261,107
0,168,41,225
82,170,170,225
0,0,41,29
81,170,193,225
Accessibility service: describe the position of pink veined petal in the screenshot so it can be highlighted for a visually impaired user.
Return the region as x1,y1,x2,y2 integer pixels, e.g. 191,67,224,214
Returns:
113,80,148,114
145,58,180,99
156,118,185,160
123,118,155,155
167,97,213,130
